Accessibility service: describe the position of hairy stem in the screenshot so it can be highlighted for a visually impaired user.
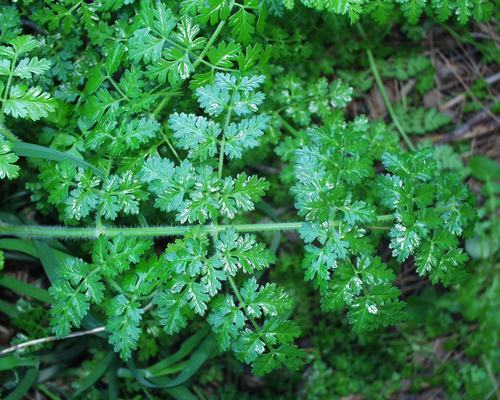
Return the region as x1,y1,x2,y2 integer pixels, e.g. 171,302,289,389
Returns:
0,222,303,239
277,115,301,136
0,216,394,240
0,124,17,141
151,82,183,118
162,128,182,163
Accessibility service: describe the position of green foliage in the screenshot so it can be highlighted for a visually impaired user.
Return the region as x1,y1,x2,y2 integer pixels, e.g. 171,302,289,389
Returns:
0,35,54,121
379,150,475,283
378,54,431,80
0,133,19,179
466,156,500,259
107,294,144,360
272,76,352,127
49,234,152,356
139,69,303,372
281,0,494,24
0,1,497,398
209,277,304,375
291,105,475,329
395,105,451,135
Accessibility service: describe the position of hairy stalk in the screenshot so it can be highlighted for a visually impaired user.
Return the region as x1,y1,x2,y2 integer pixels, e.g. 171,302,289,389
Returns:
227,276,259,333
367,47,415,151
217,91,281,359
152,96,170,118
152,82,183,118
357,24,416,151
0,216,394,240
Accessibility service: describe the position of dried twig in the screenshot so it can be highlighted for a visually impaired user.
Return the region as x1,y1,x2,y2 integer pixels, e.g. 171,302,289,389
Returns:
432,98,500,143
439,72,500,111
0,326,105,357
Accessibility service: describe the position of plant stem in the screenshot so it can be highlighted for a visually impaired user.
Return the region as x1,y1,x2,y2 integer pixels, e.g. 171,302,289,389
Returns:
0,222,302,239
277,115,300,136
107,76,129,101
218,107,233,178
193,20,226,69
228,276,262,335
357,24,416,152
151,82,182,118
0,124,17,141
0,216,394,240
482,355,500,400
0,54,17,125
366,49,415,151
152,96,169,118
161,129,181,163
227,275,275,351
0,51,20,140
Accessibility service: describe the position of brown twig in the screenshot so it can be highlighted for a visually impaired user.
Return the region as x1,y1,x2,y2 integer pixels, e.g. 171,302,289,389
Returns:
0,326,105,356
431,98,500,143
439,72,500,111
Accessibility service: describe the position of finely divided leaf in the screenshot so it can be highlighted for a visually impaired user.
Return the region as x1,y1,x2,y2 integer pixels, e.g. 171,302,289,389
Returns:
169,112,221,160
224,115,270,159
0,134,19,179
4,85,55,120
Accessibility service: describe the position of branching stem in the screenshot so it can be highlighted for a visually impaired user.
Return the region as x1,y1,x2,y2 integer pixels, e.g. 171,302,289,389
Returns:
193,20,226,69
107,75,129,101
228,275,267,328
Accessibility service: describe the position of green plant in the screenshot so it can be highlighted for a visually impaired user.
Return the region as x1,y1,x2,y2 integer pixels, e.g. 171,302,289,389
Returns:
0,35,54,127
0,0,498,398
466,156,500,259
291,115,475,330
281,0,495,24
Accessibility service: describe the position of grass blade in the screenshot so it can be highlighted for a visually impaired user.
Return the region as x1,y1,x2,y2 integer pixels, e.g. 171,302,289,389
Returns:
147,326,210,375
72,352,114,398
33,241,61,283
5,367,39,400
0,356,39,371
0,274,52,303
125,335,216,389
11,142,105,178
0,298,18,317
